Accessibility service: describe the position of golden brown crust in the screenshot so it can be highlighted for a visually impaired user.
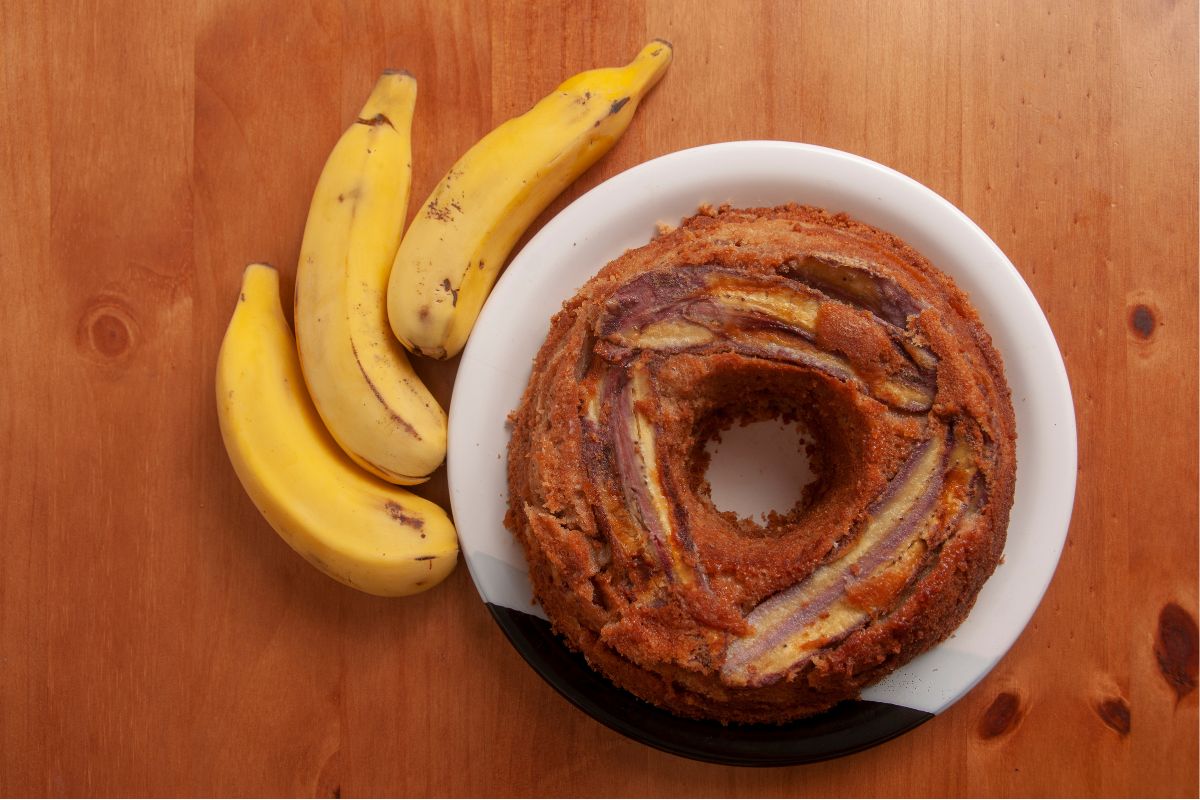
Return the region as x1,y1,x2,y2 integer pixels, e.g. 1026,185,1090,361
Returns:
505,203,1017,723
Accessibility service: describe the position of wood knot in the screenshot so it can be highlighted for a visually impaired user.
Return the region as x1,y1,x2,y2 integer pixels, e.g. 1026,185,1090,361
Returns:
1155,602,1198,701
1095,696,1131,735
978,691,1022,739
77,297,138,364
1128,303,1157,340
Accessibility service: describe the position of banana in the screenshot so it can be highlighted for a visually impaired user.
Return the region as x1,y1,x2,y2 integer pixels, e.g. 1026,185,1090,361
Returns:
216,264,458,597
387,40,674,359
295,70,447,485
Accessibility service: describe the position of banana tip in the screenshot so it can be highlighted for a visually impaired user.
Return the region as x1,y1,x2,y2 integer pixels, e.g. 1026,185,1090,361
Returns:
638,39,673,70
382,68,415,78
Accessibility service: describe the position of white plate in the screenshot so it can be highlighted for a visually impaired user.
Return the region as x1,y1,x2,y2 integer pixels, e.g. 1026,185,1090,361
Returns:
447,141,1076,758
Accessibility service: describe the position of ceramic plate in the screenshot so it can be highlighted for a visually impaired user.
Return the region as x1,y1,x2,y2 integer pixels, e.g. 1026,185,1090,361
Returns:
447,141,1076,766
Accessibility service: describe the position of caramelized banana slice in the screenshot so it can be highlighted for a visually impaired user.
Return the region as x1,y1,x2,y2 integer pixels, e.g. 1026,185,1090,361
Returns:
722,432,947,686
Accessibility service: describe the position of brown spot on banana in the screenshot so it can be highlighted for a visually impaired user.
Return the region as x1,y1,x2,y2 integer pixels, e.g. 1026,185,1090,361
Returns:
426,199,455,222
384,501,426,532
609,96,630,115
356,113,395,130
441,278,459,306
348,339,421,439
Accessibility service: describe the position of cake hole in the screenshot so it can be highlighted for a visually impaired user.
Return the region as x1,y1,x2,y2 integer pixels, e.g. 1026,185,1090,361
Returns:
704,418,816,521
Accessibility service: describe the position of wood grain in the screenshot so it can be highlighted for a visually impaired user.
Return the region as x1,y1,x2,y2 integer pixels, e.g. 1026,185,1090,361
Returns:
1,0,1196,795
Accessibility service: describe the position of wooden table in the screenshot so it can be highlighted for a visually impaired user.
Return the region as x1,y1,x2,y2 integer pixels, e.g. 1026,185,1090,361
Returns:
2,1,1196,795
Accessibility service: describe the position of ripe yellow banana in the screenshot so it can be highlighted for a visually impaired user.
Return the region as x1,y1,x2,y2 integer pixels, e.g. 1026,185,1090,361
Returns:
295,71,447,485
216,264,458,597
387,40,674,359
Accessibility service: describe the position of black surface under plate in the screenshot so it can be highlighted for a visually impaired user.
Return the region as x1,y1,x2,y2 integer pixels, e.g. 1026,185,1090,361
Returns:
487,604,933,767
